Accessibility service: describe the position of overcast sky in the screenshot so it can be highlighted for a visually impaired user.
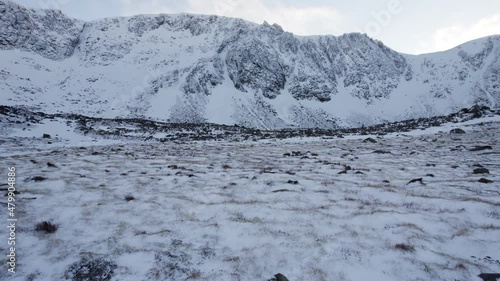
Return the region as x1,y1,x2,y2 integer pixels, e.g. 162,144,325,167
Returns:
12,0,500,54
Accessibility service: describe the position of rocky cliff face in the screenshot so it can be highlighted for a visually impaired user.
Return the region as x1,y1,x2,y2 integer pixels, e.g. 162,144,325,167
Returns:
0,0,83,59
1,0,499,128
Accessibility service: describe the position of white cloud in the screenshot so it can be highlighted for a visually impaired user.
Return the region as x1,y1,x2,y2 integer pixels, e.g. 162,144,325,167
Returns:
184,0,344,36
118,0,177,16
415,14,500,54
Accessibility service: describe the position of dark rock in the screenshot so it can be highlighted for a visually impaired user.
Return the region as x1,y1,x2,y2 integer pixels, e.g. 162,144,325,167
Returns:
283,153,291,157
355,171,364,175
383,180,390,184
35,221,58,233
65,257,117,281
363,137,377,143
42,133,51,139
373,150,391,154
470,146,493,152
478,178,494,184
47,162,57,168
272,189,292,193
469,105,484,118
287,180,299,185
269,273,290,281
425,174,435,177
31,176,47,182
450,128,466,134
407,178,424,185
474,168,490,174
478,273,500,281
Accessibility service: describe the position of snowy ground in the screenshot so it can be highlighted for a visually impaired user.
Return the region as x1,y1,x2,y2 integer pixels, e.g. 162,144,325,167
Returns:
0,119,499,281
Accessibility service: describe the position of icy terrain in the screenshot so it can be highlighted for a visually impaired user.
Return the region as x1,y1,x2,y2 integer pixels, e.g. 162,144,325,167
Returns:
1,0,500,128
1,117,499,281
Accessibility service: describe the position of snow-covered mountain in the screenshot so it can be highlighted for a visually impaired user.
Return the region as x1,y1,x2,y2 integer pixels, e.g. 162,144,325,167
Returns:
1,0,499,129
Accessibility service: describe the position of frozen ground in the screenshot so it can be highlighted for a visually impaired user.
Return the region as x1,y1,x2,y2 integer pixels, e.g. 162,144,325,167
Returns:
0,119,499,281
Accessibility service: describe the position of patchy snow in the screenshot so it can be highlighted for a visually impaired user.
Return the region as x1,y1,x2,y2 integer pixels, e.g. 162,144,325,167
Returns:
0,119,498,281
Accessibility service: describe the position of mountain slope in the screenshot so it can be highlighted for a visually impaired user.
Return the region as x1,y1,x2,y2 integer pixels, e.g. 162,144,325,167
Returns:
1,0,499,129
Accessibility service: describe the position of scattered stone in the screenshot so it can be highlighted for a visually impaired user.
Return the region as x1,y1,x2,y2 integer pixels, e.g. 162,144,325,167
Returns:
407,178,424,185
426,163,436,167
338,170,347,175
283,153,291,157
42,133,51,139
65,257,117,281
373,150,391,154
469,105,485,118
125,195,135,201
470,146,493,152
478,273,500,281
450,128,466,134
451,165,459,169
47,162,57,168
383,180,390,184
31,176,47,182
35,221,58,233
426,174,435,177
269,273,290,281
478,178,494,184
30,159,38,164
394,243,416,252
363,137,377,143
474,168,490,174
272,189,292,193
355,171,364,175
287,180,299,185
473,164,484,168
